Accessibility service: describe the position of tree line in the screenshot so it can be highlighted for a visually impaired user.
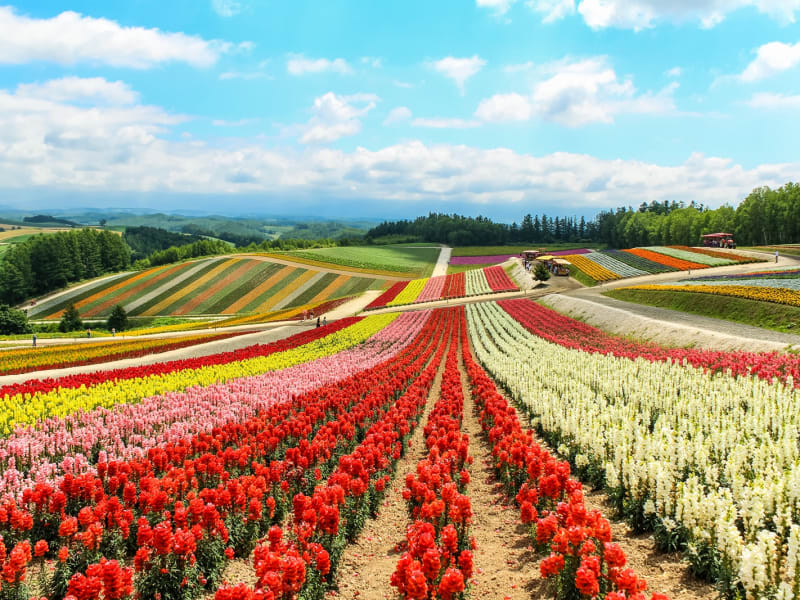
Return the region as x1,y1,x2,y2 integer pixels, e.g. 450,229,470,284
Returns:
0,229,130,305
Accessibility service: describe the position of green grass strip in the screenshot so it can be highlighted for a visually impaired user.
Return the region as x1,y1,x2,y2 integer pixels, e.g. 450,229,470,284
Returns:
202,262,282,314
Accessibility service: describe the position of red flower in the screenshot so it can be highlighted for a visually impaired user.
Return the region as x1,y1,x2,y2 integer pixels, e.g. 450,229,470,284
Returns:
438,567,465,600
540,553,565,578
576,562,600,597
34,540,49,557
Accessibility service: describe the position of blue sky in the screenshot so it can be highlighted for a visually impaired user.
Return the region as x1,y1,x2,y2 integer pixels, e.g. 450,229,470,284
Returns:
0,1,799,219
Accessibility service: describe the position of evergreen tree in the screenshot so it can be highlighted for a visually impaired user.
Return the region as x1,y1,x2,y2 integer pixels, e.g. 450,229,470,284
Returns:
0,304,31,334
59,303,84,333
533,262,551,281
107,304,129,332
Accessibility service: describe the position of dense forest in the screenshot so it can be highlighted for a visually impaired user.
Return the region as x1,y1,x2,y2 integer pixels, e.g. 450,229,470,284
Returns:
0,229,130,304
123,226,205,261
368,182,800,248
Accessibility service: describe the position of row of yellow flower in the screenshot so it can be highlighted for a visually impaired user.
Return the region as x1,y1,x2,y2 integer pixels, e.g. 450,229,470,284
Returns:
0,314,397,435
562,254,620,282
388,278,427,305
0,332,241,374
621,283,800,308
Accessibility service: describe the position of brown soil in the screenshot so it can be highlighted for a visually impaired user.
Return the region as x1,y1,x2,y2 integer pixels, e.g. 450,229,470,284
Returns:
326,341,450,600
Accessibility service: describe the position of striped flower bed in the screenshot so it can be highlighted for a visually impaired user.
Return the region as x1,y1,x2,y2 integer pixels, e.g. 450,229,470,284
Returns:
582,251,648,278
644,246,733,267
563,254,620,282
668,246,759,264
623,248,708,271
465,268,491,295
601,249,677,274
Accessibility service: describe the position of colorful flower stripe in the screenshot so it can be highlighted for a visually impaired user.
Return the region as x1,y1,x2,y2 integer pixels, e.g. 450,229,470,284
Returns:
498,298,800,386
449,254,517,265
644,246,732,267
172,259,259,316
390,278,428,305
483,265,517,292
416,275,446,303
256,268,317,313
465,268,491,295
251,251,412,277
674,278,800,290
214,296,356,328
583,251,648,278
0,317,384,434
667,246,759,263
0,312,430,499
441,272,466,299
622,283,800,308
0,308,447,600
472,300,800,600
600,249,676,274
222,264,295,314
692,268,800,281
461,316,666,600
365,281,407,309
623,248,708,271
0,330,253,375
563,254,621,282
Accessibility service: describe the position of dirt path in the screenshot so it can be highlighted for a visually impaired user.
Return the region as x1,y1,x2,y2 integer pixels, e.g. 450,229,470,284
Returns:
431,246,452,278
458,344,544,600
327,338,450,600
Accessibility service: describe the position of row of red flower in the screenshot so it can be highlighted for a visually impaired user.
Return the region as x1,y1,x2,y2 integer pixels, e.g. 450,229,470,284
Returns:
440,272,466,300
0,313,449,600
391,309,473,600
365,282,407,310
462,328,667,600
498,298,800,387
215,308,460,600
484,266,517,293
0,317,359,400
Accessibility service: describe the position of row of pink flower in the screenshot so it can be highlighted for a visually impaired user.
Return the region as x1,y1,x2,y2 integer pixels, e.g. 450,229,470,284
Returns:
0,311,432,500
416,275,447,303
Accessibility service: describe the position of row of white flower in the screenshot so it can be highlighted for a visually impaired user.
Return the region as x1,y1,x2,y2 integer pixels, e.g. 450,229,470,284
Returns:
465,268,492,296
644,246,733,266
466,300,800,600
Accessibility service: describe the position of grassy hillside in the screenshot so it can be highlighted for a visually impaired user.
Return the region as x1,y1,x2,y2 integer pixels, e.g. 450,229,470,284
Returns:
29,256,388,320
277,246,440,277
604,287,800,334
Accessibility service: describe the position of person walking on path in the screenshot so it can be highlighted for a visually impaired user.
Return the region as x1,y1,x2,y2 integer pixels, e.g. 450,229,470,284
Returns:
776,250,780,263
322,316,327,327
87,328,91,338
32,334,36,347
316,316,321,328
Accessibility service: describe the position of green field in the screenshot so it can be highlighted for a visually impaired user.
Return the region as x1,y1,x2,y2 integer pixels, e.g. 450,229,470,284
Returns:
604,287,800,334
451,243,600,257
447,263,492,274
282,246,440,276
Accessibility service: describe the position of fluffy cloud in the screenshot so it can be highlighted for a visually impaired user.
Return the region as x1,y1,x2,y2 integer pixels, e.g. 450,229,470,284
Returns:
430,55,487,94
15,77,139,105
384,106,412,125
476,0,518,15
287,54,353,76
528,0,576,22
299,92,378,144
666,66,682,77
0,6,236,68
518,0,800,29
477,58,676,126
747,92,800,109
739,41,800,81
211,0,243,17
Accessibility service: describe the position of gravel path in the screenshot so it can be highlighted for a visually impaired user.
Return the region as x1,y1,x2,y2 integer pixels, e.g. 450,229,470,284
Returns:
0,324,313,386
431,246,452,278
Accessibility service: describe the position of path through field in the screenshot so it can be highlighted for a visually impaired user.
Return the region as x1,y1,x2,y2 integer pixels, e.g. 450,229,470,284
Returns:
431,246,452,278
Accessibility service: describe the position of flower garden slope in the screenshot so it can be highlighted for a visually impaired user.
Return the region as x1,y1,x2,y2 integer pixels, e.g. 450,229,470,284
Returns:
271,246,440,277
0,314,396,433
622,283,800,308
467,299,800,599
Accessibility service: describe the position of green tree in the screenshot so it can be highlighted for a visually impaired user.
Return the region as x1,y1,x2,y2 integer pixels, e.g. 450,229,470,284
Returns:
59,303,84,333
107,304,129,332
0,304,31,334
534,262,551,281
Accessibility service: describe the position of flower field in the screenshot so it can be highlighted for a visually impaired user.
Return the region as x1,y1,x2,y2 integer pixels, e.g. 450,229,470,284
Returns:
620,283,800,308
0,330,256,375
269,245,441,277
366,266,518,309
29,257,387,320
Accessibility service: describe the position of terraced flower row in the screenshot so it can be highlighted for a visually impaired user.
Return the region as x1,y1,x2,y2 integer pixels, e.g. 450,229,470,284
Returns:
30,257,386,320
0,310,450,600
468,299,800,600
621,283,800,308
366,267,518,310
0,330,254,375
0,315,398,434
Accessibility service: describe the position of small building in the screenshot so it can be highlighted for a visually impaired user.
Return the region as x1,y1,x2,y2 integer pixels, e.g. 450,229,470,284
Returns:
701,233,735,248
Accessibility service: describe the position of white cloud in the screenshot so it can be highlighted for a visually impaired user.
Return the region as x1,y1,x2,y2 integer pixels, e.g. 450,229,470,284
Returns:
476,0,518,15
0,5,237,68
361,56,383,68
746,92,800,109
504,61,534,73
15,77,139,105
287,54,353,76
212,118,260,126
740,41,800,81
411,118,481,129
666,66,682,77
430,55,487,94
393,80,415,88
219,71,269,80
475,93,533,122
299,92,378,144
384,106,412,125
211,0,243,17
527,0,576,22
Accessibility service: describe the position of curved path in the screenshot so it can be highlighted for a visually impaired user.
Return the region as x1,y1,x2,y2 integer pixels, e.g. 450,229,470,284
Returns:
430,245,452,277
